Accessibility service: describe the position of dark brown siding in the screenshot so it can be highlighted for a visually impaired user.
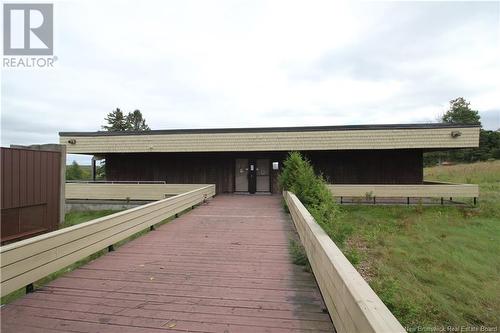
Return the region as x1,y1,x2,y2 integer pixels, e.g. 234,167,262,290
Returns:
104,149,423,194
1,147,60,245
308,149,423,184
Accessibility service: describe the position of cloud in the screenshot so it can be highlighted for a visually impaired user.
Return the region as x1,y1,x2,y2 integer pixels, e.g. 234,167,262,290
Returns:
1,0,499,163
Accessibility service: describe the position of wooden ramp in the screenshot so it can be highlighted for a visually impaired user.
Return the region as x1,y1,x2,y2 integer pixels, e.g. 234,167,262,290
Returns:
1,195,333,333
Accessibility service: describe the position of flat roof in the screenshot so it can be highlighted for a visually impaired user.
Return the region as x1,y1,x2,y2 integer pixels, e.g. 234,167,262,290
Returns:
59,123,479,137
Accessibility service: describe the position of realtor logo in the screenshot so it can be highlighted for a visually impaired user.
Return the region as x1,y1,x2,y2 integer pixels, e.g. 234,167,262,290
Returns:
3,3,53,55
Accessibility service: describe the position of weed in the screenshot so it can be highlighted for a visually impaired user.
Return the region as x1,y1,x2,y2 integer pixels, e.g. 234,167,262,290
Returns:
288,238,309,266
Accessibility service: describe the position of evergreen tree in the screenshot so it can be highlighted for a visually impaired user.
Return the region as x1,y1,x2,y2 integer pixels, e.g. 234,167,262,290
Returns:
102,108,150,131
442,97,481,125
126,109,150,131
102,108,131,131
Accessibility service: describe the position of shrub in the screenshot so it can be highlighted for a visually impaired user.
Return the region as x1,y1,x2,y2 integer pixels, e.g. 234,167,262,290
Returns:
280,152,351,245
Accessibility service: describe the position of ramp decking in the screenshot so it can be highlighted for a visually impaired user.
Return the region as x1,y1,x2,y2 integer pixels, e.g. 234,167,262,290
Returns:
1,195,333,332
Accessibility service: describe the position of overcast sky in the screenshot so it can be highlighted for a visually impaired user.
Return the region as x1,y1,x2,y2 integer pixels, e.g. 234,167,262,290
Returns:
1,1,499,164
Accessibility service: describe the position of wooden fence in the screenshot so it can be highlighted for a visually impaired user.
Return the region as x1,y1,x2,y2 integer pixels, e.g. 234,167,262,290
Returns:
283,191,405,333
1,147,62,245
0,185,215,297
66,183,209,201
328,182,478,198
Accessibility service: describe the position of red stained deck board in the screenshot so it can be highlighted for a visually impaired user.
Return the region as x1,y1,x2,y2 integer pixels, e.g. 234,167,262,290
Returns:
1,195,333,332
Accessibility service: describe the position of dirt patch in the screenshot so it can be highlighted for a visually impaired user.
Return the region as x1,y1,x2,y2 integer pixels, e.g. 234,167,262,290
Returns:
345,236,377,282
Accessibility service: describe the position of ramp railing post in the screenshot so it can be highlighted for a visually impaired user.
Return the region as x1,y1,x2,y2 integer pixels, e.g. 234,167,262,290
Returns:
26,283,34,294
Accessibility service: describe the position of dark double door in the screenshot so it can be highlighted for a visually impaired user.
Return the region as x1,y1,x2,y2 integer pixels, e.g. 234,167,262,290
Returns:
235,158,270,193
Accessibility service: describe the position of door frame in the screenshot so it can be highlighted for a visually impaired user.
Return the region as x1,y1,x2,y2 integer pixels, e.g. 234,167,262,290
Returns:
233,157,272,194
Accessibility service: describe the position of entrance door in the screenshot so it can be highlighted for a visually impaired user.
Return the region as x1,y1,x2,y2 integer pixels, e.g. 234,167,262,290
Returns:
256,159,270,192
235,158,270,194
248,159,257,194
235,159,249,192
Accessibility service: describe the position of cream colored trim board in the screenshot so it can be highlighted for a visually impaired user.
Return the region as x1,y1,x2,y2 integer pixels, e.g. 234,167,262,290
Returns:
328,183,479,198
284,191,405,333
66,183,210,201
60,127,480,153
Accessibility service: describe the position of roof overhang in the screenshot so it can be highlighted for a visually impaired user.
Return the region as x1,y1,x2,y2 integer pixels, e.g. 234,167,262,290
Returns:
59,124,480,154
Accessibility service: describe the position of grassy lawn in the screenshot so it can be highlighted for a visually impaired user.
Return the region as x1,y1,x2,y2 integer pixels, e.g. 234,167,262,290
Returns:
338,160,500,329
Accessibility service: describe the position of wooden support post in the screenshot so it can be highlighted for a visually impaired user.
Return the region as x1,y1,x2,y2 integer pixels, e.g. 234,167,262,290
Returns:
108,245,114,252
91,157,96,181
373,197,376,205
407,197,410,205
441,197,444,205
473,197,477,206
26,283,34,294
340,196,343,204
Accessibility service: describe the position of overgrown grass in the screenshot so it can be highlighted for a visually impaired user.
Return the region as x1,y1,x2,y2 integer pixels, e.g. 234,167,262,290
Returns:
288,238,310,268
340,161,500,328
62,209,119,228
1,208,182,305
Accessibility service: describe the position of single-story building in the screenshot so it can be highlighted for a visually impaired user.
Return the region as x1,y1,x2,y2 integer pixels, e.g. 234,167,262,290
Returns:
59,123,480,195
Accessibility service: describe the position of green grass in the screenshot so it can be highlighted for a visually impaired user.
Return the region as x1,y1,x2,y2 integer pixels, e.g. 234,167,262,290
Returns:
338,160,500,328
1,208,180,305
288,237,309,267
62,210,119,228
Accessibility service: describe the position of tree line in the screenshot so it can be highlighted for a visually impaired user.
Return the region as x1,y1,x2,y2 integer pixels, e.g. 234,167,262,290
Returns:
103,108,150,131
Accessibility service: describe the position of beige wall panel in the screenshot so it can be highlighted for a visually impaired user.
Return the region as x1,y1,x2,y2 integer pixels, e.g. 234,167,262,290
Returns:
60,127,480,154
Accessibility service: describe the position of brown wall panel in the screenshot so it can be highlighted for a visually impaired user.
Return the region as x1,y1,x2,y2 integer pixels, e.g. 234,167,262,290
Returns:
34,152,41,203
104,149,423,193
11,149,20,207
1,147,60,244
307,149,423,184
2,151,13,208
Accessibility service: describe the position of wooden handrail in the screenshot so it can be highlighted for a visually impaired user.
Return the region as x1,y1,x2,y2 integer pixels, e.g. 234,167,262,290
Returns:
328,183,478,198
0,185,216,297
283,191,405,333
66,183,211,201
